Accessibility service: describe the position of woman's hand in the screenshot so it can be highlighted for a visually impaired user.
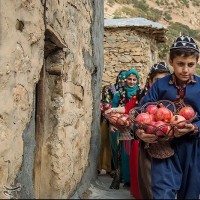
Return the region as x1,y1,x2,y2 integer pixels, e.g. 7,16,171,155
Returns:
174,123,195,137
105,108,114,114
135,128,158,143
109,124,118,132
105,107,125,114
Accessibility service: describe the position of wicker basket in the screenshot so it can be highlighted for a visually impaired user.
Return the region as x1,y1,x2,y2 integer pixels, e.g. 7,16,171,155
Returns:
145,141,174,159
129,100,197,159
104,113,134,140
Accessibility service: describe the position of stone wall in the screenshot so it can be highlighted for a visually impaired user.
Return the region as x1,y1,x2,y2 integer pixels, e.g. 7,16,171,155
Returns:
103,28,159,88
0,0,103,199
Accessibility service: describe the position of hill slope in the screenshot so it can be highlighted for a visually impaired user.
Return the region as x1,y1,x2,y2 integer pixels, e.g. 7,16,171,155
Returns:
104,0,200,30
104,0,200,61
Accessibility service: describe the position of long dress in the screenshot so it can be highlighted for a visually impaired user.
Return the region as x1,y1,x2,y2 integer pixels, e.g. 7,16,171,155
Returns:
98,116,112,173
98,85,114,174
124,95,142,198
130,139,141,199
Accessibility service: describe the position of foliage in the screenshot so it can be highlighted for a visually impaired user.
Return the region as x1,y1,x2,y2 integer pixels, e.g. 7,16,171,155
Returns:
192,0,200,6
113,5,162,22
182,0,189,8
157,22,200,60
163,12,172,21
107,0,116,6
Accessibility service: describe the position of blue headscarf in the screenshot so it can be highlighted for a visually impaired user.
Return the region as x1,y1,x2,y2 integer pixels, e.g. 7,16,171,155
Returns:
124,68,140,100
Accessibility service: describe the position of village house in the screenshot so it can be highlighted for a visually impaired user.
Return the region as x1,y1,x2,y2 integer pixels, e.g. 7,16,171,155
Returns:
103,17,167,87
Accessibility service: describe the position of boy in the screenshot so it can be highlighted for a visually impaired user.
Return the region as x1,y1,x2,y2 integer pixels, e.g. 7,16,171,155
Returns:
136,35,200,199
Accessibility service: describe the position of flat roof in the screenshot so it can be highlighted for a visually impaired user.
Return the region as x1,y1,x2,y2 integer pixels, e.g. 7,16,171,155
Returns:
104,17,167,42
104,17,166,29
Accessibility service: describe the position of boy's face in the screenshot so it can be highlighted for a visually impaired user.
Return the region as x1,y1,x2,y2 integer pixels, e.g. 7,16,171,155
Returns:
169,54,198,83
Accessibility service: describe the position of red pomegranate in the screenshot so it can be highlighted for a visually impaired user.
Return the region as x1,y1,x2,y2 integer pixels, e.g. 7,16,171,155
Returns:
117,114,130,126
149,113,155,122
154,121,169,136
104,103,112,110
145,104,158,115
154,106,173,122
107,112,121,125
100,103,104,112
170,114,186,129
179,106,195,120
146,121,156,134
136,113,152,123
136,113,152,128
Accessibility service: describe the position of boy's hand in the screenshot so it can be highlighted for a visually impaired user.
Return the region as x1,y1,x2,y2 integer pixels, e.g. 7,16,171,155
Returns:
174,123,195,137
136,128,158,143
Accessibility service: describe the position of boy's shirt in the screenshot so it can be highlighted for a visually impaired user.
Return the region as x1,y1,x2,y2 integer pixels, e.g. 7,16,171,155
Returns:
139,74,200,137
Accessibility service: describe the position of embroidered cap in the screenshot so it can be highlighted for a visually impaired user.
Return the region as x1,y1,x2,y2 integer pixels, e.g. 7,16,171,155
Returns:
149,62,170,77
170,35,199,53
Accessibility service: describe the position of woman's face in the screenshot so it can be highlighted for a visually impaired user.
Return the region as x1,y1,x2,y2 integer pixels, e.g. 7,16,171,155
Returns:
126,74,137,87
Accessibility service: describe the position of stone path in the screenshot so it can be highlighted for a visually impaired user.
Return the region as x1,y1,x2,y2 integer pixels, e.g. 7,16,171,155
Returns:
83,174,134,199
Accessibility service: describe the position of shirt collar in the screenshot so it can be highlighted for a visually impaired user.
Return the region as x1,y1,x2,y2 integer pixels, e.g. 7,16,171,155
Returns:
169,73,196,87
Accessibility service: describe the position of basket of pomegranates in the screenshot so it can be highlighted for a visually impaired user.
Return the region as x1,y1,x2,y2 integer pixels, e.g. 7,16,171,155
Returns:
104,112,133,140
129,100,197,159
100,102,112,114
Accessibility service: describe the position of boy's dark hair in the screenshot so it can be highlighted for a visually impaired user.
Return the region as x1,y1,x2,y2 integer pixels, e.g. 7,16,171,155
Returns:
170,35,199,61
169,48,199,61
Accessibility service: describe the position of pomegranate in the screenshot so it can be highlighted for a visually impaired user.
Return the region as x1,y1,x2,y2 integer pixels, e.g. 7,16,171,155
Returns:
154,121,169,136
104,103,112,110
117,114,130,126
145,104,158,115
107,112,121,125
179,106,195,120
146,121,156,134
100,103,104,112
154,106,173,122
170,114,186,129
136,113,152,128
149,113,155,122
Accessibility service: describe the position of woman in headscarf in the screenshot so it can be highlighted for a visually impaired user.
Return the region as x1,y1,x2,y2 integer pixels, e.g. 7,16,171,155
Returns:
109,68,140,189
98,70,127,176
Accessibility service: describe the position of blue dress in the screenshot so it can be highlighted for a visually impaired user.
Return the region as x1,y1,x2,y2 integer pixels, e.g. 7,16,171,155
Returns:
139,74,200,199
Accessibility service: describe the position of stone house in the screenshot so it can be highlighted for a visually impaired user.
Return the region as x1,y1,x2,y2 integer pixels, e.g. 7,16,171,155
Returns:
103,17,167,87
0,0,103,199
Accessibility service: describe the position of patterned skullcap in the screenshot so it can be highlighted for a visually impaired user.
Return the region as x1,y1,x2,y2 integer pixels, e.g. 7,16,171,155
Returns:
149,62,170,77
170,35,199,53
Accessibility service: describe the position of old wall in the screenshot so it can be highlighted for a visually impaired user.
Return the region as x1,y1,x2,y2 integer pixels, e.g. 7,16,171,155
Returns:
0,0,44,198
0,0,103,199
103,28,159,88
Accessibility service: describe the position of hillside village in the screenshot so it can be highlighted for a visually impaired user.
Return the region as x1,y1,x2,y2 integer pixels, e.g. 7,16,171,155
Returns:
104,0,200,65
